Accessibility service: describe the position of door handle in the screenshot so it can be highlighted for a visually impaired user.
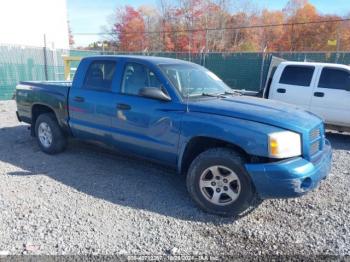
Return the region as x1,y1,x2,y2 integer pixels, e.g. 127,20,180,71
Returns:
117,103,131,110
314,92,324,97
73,96,85,102
277,88,286,93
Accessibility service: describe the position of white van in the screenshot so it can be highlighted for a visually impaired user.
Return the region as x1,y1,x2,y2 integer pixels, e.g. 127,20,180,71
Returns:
267,61,350,132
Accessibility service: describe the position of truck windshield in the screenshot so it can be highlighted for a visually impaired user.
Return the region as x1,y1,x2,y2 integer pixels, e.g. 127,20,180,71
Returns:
160,64,232,97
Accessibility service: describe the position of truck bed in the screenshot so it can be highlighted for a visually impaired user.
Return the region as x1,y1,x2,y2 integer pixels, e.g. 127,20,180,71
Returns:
17,81,71,97
16,81,72,132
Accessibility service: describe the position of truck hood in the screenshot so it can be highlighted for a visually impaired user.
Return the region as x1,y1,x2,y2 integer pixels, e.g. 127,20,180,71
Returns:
188,96,322,132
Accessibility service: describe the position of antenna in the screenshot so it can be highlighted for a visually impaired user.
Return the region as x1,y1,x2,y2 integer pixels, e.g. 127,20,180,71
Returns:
186,71,190,113
186,92,189,112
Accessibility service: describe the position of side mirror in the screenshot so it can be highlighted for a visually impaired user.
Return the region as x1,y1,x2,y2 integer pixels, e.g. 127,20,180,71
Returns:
139,87,171,101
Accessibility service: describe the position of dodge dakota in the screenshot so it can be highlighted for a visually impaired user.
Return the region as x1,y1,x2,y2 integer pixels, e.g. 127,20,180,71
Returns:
16,56,332,216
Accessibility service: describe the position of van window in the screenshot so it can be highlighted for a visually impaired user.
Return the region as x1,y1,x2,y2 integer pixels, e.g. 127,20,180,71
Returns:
279,65,314,86
83,61,116,91
318,68,350,90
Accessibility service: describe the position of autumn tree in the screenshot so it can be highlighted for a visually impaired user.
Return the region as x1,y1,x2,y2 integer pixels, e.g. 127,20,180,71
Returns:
258,10,284,51
204,1,230,51
113,6,146,52
339,17,350,51
158,0,176,51
277,0,321,51
174,0,206,52
139,5,163,51
104,0,350,52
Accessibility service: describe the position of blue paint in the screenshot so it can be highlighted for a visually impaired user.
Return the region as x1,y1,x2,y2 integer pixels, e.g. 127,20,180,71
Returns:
17,55,333,199
246,140,332,198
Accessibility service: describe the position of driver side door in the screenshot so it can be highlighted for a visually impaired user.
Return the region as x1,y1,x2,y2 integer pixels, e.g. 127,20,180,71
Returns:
111,62,183,166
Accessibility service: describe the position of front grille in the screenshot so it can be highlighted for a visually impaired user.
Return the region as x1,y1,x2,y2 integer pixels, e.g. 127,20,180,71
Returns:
309,128,320,141
310,140,320,155
308,125,323,158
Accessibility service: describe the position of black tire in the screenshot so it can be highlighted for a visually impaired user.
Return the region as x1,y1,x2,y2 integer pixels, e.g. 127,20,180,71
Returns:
187,148,256,217
35,113,67,154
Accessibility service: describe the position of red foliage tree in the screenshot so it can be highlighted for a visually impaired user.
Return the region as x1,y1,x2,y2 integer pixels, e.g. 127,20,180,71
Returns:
107,0,350,52
114,6,146,52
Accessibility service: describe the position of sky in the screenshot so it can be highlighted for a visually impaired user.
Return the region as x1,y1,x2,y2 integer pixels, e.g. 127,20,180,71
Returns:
67,0,350,47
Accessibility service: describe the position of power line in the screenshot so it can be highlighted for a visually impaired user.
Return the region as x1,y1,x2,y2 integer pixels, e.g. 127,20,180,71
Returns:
73,18,350,36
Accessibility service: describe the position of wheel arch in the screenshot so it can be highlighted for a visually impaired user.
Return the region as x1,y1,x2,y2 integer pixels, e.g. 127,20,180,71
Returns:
31,103,58,136
178,136,249,175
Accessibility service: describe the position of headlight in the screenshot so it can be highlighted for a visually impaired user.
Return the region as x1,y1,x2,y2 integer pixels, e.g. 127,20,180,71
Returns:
268,131,301,158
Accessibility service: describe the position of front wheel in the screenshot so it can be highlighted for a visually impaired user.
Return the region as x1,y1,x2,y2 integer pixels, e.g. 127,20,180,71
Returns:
187,148,257,217
35,113,67,154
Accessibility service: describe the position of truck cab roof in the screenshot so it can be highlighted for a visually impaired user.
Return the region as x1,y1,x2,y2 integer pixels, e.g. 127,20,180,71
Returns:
81,55,194,66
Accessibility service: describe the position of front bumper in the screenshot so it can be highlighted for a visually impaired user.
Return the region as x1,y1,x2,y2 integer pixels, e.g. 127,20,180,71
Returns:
245,139,332,199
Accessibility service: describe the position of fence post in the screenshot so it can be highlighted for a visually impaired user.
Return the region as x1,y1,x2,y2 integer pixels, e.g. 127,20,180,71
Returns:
259,46,267,91
335,23,341,63
43,34,48,81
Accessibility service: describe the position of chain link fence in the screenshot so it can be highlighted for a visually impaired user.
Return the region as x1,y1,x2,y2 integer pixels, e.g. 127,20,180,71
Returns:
0,45,350,100
0,45,68,99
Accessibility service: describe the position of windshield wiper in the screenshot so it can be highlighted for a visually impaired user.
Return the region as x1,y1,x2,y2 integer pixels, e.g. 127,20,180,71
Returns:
192,92,232,98
222,91,241,96
201,92,221,97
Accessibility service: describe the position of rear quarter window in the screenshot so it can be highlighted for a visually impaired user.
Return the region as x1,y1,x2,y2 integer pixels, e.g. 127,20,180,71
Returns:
83,61,116,91
279,65,315,87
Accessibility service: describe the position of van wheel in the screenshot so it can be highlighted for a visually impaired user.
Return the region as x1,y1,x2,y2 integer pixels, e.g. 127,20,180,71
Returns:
35,113,67,154
187,148,256,217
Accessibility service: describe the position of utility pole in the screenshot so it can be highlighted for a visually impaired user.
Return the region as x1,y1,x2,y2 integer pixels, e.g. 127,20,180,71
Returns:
335,22,341,63
43,34,49,81
290,24,294,52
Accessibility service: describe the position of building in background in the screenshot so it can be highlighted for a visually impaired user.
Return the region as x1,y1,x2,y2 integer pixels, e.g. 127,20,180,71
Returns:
0,0,70,100
0,0,69,49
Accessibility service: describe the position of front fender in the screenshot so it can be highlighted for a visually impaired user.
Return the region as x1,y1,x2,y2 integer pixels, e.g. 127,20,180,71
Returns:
177,112,285,172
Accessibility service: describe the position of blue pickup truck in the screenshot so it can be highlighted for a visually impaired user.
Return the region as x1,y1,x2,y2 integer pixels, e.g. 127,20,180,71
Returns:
15,56,332,216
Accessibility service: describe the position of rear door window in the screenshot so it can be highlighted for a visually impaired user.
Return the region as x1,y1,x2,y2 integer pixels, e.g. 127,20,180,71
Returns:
83,61,116,91
279,65,315,86
318,68,350,90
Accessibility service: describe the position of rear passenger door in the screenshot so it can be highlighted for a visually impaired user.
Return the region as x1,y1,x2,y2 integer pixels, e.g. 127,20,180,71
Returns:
69,60,117,141
270,65,316,109
310,67,350,127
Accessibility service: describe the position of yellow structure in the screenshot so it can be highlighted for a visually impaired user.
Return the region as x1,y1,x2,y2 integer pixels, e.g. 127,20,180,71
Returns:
62,56,82,80
327,39,337,46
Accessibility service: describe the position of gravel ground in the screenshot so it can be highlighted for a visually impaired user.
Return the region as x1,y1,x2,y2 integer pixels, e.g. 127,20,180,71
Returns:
0,100,349,258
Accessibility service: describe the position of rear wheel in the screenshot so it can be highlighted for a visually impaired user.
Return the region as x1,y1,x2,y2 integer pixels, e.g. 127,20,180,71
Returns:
187,148,256,216
35,113,67,154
